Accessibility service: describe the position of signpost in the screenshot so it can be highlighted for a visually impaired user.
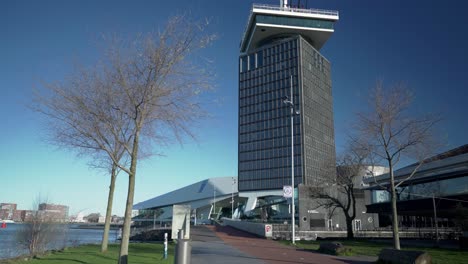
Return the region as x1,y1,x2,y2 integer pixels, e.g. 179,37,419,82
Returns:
283,185,295,242
265,224,273,238
283,185,293,198
163,232,168,259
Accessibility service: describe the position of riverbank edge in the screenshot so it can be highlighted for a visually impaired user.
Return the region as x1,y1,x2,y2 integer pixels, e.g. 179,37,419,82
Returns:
0,243,173,264
0,243,118,263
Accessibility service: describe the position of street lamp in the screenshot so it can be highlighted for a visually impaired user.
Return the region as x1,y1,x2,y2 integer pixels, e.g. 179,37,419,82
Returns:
213,184,216,221
231,177,237,219
282,75,300,244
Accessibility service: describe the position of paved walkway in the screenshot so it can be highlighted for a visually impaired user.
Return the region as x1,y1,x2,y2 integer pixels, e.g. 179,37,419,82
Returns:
191,225,376,264
191,225,264,264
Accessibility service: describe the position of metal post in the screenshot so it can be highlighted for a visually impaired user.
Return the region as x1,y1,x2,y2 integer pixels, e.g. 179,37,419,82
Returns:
282,75,297,244
290,75,295,245
194,208,197,226
213,187,216,221
163,232,168,259
175,229,191,264
432,195,439,247
231,177,235,219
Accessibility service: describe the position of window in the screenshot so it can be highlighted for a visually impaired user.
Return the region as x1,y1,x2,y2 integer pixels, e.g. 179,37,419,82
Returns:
249,54,255,71
257,50,263,68
240,56,247,73
354,219,362,231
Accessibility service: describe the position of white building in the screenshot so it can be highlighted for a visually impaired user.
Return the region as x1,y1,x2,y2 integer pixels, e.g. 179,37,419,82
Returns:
133,177,239,225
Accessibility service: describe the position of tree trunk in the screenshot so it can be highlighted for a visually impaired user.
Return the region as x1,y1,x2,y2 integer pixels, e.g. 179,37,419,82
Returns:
346,217,354,239
118,131,140,264
390,167,401,250
101,164,117,252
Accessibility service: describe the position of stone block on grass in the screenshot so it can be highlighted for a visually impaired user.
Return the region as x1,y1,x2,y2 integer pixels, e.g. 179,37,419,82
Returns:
378,248,431,264
318,242,351,255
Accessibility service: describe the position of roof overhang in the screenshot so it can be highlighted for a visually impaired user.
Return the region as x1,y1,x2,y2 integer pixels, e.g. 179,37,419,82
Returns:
366,194,468,217
240,4,339,53
364,154,468,187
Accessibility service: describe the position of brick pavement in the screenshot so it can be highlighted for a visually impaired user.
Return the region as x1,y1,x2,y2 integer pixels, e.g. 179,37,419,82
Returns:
204,225,375,264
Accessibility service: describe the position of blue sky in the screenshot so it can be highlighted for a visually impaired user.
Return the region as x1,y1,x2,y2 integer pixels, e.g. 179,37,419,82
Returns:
1,0,467,216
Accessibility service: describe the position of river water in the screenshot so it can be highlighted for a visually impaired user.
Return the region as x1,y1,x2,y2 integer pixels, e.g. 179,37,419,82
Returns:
0,223,119,260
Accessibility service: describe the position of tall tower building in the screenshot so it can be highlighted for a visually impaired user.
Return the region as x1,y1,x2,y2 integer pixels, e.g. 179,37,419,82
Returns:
238,3,339,227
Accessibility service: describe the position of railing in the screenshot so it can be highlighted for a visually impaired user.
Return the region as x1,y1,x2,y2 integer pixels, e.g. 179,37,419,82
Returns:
126,225,170,239
253,4,339,17
241,4,339,50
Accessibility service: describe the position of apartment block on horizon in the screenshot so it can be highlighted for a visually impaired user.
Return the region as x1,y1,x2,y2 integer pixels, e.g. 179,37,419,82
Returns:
0,203,17,220
38,203,69,222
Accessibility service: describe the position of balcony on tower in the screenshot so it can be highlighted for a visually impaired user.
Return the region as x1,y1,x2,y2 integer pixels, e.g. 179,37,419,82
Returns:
240,3,339,54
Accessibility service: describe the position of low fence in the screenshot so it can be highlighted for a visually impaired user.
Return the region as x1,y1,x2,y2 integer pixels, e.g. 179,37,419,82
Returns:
116,225,171,240
223,220,461,241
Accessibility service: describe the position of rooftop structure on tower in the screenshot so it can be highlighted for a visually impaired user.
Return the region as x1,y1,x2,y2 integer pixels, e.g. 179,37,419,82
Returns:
240,2,339,54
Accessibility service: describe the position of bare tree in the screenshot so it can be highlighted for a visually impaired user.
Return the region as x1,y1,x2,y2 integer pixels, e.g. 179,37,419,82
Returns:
100,163,120,252
353,81,441,249
16,196,67,257
310,145,369,239
34,15,215,264
33,65,130,253
89,148,128,252
105,16,215,264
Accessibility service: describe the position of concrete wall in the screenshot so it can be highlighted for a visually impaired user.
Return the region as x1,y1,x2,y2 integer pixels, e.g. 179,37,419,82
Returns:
172,204,191,239
223,219,269,237
298,184,379,232
298,184,328,231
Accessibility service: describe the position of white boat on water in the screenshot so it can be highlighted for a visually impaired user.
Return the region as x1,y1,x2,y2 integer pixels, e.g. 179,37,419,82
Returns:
1,220,15,224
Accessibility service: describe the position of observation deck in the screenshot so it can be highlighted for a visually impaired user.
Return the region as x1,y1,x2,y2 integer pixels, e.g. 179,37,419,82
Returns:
240,4,339,54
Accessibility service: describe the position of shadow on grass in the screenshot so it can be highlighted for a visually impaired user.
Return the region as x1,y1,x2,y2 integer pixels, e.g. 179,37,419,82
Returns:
32,258,88,264
127,243,165,253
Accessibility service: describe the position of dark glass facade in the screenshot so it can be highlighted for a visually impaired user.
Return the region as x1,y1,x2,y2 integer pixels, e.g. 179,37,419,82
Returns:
238,36,336,192
255,15,335,30
371,176,468,204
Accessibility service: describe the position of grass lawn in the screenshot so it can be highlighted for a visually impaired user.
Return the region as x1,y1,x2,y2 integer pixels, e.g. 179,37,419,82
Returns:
1,243,174,264
281,240,468,264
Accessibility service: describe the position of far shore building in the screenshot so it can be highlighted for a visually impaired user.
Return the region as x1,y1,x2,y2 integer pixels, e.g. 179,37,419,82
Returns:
0,203,17,221
0,203,31,222
38,203,69,222
0,202,69,222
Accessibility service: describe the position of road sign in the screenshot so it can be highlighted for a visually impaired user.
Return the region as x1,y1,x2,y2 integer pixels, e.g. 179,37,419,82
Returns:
283,185,293,198
265,224,272,237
